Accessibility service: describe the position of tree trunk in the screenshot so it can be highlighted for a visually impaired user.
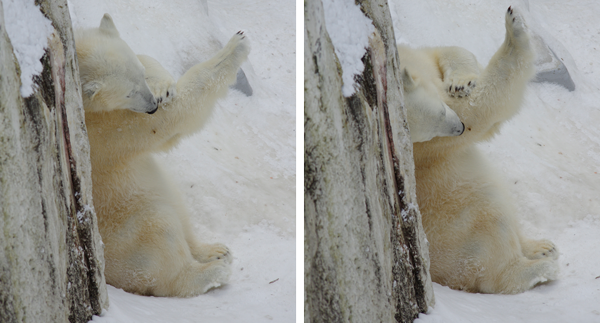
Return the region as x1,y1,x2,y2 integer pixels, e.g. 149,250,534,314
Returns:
304,0,434,322
0,1,109,322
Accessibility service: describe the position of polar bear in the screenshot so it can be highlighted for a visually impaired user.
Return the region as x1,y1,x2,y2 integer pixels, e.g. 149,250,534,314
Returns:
76,14,250,297
398,7,559,294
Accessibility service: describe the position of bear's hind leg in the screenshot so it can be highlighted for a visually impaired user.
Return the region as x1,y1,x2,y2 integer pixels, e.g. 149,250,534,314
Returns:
490,256,559,294
180,214,233,264
157,258,232,297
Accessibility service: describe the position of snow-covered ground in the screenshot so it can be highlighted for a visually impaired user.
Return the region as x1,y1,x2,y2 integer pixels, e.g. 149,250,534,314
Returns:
66,0,296,322
388,0,600,321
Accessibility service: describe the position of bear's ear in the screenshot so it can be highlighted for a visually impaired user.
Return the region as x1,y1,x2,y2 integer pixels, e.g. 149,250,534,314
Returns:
99,13,120,37
83,81,103,100
401,68,417,92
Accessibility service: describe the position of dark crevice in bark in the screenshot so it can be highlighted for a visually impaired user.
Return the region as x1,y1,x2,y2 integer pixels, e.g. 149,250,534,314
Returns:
34,50,56,108
356,52,377,110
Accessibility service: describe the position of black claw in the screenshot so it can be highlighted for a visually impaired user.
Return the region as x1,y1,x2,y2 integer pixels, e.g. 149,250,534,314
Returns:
508,6,511,12
449,85,452,92
468,81,471,86
166,91,169,97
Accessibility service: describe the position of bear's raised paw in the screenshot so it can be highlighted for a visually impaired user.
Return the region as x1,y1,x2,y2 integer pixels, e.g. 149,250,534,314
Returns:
224,31,250,61
505,6,529,47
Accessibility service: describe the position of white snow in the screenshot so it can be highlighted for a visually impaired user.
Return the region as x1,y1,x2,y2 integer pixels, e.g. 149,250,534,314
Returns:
1,0,54,97
66,0,295,322
322,0,374,97
388,0,600,321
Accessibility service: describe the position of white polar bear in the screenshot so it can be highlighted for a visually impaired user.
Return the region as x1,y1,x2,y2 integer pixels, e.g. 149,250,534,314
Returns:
76,14,250,297
398,7,559,294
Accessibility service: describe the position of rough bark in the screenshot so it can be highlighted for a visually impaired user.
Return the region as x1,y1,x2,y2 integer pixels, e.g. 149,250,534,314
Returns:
0,1,109,322
304,0,434,322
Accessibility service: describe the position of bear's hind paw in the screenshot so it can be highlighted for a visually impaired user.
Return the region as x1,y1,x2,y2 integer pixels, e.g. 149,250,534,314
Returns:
193,243,233,264
199,259,232,294
522,239,559,260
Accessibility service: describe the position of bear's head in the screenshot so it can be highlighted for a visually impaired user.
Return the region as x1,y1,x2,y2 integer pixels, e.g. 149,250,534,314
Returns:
401,68,464,143
75,14,157,114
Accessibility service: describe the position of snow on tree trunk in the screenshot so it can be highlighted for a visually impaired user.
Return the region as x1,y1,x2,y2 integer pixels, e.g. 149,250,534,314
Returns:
304,0,434,322
0,0,109,322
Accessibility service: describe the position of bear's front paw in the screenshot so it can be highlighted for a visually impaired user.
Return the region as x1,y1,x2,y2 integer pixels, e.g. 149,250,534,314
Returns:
505,6,529,47
149,79,177,106
446,75,477,98
137,54,177,105
523,239,559,260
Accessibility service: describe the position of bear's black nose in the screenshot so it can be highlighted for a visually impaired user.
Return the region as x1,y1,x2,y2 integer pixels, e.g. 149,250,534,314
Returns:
147,106,158,114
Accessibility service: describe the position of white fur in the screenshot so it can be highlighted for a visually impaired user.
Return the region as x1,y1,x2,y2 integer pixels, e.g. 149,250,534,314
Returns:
76,15,157,114
77,14,250,297
400,67,464,142
400,7,559,294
